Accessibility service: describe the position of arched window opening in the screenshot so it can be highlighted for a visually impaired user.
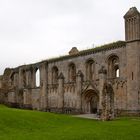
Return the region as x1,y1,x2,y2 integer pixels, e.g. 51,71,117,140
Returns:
108,56,119,78
68,63,76,82
132,72,134,80
52,66,58,84
86,59,94,81
10,73,14,86
115,68,120,78
36,68,40,87
11,72,18,86
22,70,26,87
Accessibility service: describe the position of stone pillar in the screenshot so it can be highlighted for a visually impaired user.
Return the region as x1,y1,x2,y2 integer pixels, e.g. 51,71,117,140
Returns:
76,70,83,112
99,66,115,120
23,89,32,109
25,71,29,87
25,67,32,88
18,68,23,89
31,67,36,88
98,66,107,115
13,73,18,87
101,82,114,121
40,63,47,111
58,73,64,111
98,66,107,113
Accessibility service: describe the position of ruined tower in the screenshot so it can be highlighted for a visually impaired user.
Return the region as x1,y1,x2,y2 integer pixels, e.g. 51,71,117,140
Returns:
124,7,140,113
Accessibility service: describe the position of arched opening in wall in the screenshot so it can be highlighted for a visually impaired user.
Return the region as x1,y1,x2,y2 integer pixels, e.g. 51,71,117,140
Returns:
10,72,18,87
108,55,119,78
83,89,99,114
52,66,58,84
35,68,40,87
10,73,14,87
115,67,120,78
68,63,76,82
86,59,95,81
22,70,26,87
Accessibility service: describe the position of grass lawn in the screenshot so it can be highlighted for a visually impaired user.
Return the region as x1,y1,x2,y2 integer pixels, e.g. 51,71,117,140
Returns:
0,105,139,140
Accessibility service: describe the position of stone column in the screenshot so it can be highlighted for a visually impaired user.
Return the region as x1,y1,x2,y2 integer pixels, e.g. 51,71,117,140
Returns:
18,68,23,89
98,66,107,115
101,82,115,121
31,67,36,88
99,66,115,120
76,70,83,112
13,73,18,87
22,67,32,109
40,62,47,111
25,71,29,87
23,88,32,109
25,67,32,88
58,73,64,111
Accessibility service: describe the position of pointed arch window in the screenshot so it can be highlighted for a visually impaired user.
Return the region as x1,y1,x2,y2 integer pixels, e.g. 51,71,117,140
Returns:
52,66,58,84
35,68,40,87
108,55,120,78
22,70,26,87
115,67,120,78
86,59,95,81
68,63,76,82
10,73,14,87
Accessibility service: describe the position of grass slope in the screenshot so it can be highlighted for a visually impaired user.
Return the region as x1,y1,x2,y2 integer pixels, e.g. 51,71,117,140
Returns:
0,105,139,140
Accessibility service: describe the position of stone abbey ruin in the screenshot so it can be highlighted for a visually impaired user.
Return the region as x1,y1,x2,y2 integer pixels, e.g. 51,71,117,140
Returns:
0,7,140,120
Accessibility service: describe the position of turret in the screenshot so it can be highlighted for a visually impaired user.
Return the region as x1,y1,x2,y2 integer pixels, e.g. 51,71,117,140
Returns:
124,7,140,42
124,7,140,113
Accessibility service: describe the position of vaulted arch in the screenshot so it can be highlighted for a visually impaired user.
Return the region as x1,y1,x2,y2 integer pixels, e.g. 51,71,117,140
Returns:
82,89,99,114
108,55,119,78
10,70,19,87
68,63,76,82
22,69,26,87
86,59,95,81
52,66,58,84
10,72,15,87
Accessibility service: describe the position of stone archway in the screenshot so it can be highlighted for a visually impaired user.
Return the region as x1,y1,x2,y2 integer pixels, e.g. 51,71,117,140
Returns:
82,89,99,114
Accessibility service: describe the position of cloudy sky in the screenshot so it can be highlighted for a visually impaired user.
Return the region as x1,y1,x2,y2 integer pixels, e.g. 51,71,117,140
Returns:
0,0,140,74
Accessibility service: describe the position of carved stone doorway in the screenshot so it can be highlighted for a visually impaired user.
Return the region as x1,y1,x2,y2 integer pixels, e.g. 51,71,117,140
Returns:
82,89,99,114
90,96,98,113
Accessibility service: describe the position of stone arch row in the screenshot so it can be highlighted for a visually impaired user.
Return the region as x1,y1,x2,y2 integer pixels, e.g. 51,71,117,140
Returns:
51,54,120,84
10,54,120,88
107,55,120,78
51,59,96,84
52,62,77,84
10,63,46,89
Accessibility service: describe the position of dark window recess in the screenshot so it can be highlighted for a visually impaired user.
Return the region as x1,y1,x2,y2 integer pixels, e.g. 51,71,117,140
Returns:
132,72,133,80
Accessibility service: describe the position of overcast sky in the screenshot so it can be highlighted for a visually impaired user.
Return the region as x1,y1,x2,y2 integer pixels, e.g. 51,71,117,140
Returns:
0,0,140,74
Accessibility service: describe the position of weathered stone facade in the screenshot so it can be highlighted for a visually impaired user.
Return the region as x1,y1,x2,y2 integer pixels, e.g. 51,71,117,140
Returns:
0,7,140,120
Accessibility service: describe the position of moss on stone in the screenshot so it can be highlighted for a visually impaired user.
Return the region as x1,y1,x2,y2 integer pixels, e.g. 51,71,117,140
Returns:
47,41,126,63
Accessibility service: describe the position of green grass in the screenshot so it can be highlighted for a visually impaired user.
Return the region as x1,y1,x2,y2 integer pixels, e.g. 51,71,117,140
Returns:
0,105,139,140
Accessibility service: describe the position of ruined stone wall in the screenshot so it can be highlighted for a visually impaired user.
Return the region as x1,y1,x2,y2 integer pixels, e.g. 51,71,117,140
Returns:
46,45,127,114
0,43,129,116
0,7,140,117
